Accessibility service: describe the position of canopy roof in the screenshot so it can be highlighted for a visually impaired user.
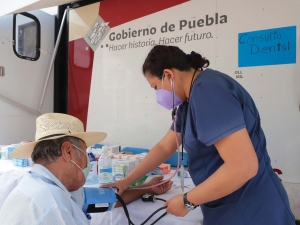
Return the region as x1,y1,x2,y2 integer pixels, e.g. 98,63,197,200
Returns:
0,0,82,17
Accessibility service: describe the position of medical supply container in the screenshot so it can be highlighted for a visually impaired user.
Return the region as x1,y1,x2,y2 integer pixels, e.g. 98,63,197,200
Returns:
86,148,98,185
6,145,17,159
98,146,114,184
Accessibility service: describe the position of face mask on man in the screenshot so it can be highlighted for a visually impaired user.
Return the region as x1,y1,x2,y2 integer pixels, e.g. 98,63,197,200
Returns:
156,75,183,110
71,144,90,182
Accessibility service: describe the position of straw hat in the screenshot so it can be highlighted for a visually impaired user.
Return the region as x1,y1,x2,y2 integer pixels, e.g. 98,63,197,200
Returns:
10,113,107,158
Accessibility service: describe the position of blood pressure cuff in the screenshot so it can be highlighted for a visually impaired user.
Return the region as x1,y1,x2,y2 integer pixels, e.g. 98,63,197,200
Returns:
82,187,117,213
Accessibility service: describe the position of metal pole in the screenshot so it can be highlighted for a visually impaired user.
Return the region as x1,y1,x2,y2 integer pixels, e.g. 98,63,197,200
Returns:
0,66,4,76
0,94,41,115
39,8,69,113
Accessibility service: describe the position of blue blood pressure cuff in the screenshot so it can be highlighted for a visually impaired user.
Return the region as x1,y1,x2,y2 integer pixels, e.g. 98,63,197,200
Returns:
82,187,117,213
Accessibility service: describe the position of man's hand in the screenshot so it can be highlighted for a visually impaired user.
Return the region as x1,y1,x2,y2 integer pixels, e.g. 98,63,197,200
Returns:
109,175,173,207
145,175,173,195
164,194,189,217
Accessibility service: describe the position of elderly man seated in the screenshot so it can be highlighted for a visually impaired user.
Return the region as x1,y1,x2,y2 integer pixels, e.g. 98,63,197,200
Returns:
0,113,172,224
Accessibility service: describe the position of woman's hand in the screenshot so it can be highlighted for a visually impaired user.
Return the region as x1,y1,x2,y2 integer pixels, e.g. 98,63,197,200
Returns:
101,175,173,196
100,177,131,195
164,194,190,217
146,175,173,195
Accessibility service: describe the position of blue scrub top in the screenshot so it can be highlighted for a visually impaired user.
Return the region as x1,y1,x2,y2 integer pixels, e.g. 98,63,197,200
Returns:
171,68,295,225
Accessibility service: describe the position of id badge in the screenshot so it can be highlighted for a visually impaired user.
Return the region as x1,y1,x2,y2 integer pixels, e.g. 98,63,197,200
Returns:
180,163,184,192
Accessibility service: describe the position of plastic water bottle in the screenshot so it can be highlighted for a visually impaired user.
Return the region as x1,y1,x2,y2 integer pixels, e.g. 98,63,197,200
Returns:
98,146,113,185
85,147,98,185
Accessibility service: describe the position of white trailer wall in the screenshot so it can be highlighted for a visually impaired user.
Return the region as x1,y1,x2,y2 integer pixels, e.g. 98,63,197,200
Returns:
0,10,54,144
85,0,300,218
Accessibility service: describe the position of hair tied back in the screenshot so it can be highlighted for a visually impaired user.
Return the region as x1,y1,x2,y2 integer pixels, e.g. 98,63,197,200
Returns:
187,51,196,61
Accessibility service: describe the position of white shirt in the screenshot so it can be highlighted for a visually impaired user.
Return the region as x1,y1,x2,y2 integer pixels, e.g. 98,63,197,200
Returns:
0,164,89,225
0,170,28,209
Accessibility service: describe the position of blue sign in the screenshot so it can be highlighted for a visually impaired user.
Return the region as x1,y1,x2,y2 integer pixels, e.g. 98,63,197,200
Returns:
238,26,296,67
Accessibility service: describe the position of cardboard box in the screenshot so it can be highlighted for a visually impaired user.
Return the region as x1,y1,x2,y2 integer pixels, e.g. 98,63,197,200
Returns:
159,163,171,174
152,163,171,175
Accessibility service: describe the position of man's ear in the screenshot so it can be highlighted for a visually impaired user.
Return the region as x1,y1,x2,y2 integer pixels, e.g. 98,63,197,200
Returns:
61,141,72,162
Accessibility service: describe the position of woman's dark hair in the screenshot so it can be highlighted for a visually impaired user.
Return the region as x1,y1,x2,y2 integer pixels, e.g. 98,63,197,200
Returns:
142,45,210,79
31,136,81,163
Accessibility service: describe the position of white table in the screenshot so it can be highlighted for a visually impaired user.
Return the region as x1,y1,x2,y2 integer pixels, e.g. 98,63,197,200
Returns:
89,171,203,225
0,160,31,172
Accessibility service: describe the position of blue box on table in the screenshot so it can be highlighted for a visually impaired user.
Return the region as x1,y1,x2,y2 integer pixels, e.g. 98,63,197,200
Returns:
11,158,28,167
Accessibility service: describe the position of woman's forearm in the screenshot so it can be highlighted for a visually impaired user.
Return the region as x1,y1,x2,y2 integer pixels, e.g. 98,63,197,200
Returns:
125,129,180,185
126,143,173,184
186,162,256,206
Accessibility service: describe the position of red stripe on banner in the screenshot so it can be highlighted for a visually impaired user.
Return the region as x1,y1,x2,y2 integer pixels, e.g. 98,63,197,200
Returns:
68,38,94,130
99,0,189,28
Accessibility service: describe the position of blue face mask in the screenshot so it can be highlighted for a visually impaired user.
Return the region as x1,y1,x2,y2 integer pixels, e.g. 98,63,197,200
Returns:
71,144,90,182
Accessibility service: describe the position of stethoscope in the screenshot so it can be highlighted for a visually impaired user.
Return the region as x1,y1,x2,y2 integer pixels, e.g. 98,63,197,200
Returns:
120,70,200,224
170,69,198,164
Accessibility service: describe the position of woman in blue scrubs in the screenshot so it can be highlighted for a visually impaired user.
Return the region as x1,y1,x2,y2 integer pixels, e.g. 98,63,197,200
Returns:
104,45,295,225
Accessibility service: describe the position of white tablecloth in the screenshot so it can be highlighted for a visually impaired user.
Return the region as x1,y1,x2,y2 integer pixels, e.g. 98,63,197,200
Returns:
0,160,31,174
89,171,203,225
